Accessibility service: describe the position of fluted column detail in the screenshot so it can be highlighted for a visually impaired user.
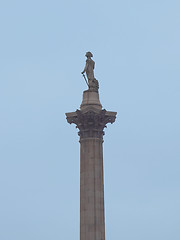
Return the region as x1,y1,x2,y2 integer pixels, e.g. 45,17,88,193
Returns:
66,90,116,240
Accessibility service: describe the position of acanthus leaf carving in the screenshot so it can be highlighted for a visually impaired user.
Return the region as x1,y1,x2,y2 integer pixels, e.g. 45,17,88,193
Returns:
66,109,116,139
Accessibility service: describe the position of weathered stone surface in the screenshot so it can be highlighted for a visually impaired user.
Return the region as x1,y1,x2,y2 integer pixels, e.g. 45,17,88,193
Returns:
81,52,99,92
80,138,105,240
66,109,116,139
66,89,116,240
80,90,102,111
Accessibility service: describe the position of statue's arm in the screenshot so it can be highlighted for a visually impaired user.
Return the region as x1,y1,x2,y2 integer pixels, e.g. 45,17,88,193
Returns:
81,62,88,74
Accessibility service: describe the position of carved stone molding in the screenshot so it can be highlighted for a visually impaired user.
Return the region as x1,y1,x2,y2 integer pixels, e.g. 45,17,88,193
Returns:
66,109,116,139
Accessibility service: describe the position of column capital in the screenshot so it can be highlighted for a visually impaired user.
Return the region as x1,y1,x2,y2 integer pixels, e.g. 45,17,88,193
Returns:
66,107,117,139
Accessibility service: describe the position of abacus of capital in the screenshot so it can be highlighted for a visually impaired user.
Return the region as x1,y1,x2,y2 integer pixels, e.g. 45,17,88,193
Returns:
66,52,117,240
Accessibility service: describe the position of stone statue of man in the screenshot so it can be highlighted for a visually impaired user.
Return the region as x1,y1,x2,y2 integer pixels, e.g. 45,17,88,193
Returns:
81,51,95,81
81,52,99,92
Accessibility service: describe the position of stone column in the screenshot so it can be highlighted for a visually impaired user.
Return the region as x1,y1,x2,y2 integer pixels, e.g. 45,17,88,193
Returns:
66,90,116,240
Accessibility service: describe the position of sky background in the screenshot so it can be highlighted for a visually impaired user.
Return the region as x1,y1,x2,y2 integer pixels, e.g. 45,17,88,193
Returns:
0,0,180,239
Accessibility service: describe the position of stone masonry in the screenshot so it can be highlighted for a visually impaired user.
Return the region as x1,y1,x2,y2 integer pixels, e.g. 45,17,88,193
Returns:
66,89,116,240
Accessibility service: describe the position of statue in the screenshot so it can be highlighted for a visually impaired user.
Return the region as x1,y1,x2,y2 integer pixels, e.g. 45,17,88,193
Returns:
81,52,99,92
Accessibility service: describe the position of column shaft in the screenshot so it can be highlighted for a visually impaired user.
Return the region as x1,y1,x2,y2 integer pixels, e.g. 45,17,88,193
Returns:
80,138,105,240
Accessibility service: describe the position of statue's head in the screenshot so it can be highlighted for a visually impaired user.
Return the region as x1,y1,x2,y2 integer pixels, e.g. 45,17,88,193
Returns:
85,51,93,58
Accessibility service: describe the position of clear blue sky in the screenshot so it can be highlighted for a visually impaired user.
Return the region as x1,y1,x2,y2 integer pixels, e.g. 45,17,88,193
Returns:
0,0,180,239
